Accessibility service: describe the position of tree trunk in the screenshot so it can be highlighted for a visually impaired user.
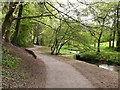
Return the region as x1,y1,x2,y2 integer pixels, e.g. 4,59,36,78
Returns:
4,30,11,42
36,35,39,45
117,31,120,51
97,39,100,52
33,34,36,44
97,32,102,52
51,37,58,55
11,2,23,45
112,30,116,48
4,19,13,42
112,12,116,48
2,2,18,38
51,45,55,55
56,43,64,55
109,40,112,48
116,1,120,51
94,42,96,48
109,33,112,48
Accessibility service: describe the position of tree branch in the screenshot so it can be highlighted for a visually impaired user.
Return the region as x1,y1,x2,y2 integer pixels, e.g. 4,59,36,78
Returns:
32,19,57,32
13,14,57,20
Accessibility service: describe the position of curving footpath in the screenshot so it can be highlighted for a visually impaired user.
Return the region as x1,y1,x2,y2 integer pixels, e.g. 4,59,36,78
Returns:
29,47,95,88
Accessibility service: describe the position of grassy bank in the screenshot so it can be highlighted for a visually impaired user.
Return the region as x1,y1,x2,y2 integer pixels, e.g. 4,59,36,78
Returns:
60,42,120,65
2,47,21,69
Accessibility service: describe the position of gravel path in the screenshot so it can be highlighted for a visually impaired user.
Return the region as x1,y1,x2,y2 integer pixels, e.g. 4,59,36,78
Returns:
29,47,95,88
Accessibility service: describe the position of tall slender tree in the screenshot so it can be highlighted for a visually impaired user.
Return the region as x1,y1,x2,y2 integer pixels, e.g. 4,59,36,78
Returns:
2,2,18,41
116,1,120,51
11,2,23,45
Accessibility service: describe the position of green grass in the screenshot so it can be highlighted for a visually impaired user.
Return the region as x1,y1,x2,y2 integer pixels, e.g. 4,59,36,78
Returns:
2,54,21,69
60,45,80,55
80,51,120,65
38,41,119,65
59,41,120,65
2,47,21,69
60,48,71,55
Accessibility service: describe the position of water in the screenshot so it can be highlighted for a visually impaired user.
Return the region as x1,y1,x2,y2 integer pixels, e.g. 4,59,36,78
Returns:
60,54,119,72
99,64,119,72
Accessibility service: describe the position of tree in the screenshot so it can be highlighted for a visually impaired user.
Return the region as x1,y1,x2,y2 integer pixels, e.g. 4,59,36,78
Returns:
112,12,117,48
116,1,120,51
50,20,73,55
86,2,109,52
11,2,23,45
2,2,19,42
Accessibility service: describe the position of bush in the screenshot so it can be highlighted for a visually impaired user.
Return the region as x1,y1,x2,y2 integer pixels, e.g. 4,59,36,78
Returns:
76,51,120,65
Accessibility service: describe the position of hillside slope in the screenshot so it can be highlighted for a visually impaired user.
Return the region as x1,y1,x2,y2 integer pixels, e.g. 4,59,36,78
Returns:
2,41,46,88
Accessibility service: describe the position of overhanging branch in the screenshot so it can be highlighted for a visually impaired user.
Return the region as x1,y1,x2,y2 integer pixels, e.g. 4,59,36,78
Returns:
13,14,57,20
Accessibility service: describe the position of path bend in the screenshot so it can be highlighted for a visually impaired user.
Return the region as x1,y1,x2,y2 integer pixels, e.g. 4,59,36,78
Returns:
29,47,95,88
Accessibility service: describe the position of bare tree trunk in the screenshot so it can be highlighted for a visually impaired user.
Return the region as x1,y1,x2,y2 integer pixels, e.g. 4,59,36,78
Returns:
51,45,55,55
36,35,39,45
56,43,64,55
109,40,112,48
112,30,116,48
94,42,96,48
116,1,120,51
33,34,36,44
97,32,102,52
11,2,23,45
51,37,58,55
109,33,112,48
4,20,13,42
97,39,100,52
112,12,116,48
4,30,11,42
2,2,18,38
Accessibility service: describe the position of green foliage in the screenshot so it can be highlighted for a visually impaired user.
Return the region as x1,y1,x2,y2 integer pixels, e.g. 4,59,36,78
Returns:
60,48,71,55
2,54,21,69
81,51,120,65
79,41,120,65
2,47,21,69
16,21,33,47
60,41,120,65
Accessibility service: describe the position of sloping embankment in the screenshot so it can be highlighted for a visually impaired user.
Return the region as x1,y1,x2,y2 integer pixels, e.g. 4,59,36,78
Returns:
2,41,46,88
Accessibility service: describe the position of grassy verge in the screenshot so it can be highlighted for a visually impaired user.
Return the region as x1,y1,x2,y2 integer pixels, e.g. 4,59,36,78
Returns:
2,53,21,69
2,47,27,88
2,47,21,69
60,42,120,65
77,51,120,65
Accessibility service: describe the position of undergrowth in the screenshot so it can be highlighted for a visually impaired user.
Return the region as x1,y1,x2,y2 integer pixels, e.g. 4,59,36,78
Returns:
2,47,21,69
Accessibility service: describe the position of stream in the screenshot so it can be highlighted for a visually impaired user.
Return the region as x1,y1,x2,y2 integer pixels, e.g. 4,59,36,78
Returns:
98,64,119,72
61,53,119,72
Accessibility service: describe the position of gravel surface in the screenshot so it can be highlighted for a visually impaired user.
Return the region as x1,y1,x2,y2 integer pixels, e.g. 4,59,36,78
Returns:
50,54,119,88
31,49,95,88
34,46,119,88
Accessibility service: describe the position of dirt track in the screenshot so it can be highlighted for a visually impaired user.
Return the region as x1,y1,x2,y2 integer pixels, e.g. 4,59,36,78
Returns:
29,46,118,88
34,50,94,88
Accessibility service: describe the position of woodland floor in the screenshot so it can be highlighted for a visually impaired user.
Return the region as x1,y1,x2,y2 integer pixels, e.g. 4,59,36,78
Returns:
2,42,119,88
2,42,46,88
